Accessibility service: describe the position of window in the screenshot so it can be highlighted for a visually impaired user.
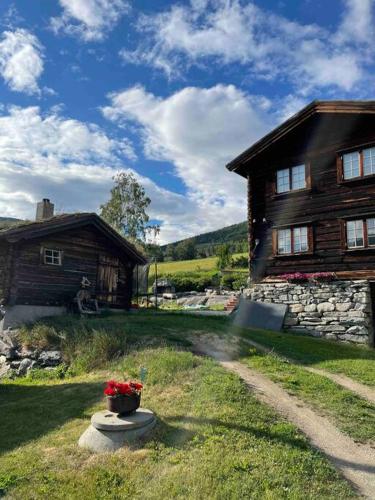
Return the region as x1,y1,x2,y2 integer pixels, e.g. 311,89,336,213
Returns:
346,220,364,248
363,147,375,176
367,218,375,246
44,248,62,266
276,164,307,193
345,218,375,249
340,147,375,180
276,226,310,255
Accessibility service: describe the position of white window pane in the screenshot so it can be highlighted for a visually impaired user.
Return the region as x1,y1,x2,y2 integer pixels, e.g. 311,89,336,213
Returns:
277,168,290,193
292,165,306,190
343,152,360,179
363,148,375,176
367,218,375,246
347,220,364,248
44,248,62,265
278,229,291,254
294,226,308,253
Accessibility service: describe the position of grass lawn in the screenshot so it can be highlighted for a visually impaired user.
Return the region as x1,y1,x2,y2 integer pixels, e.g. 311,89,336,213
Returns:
237,327,375,386
148,252,247,278
0,347,355,499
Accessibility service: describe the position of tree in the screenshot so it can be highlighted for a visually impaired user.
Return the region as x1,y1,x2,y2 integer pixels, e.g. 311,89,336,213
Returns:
216,244,232,270
100,172,151,241
165,244,178,261
175,239,196,260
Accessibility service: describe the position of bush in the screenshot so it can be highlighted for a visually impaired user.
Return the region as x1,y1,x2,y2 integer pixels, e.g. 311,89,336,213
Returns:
166,271,221,292
231,255,248,268
221,272,248,290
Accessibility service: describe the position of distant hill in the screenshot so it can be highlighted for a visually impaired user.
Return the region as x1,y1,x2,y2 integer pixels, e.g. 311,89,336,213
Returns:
161,221,248,258
0,217,23,230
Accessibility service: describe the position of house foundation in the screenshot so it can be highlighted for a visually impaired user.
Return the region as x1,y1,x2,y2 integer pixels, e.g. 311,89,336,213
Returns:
244,280,374,345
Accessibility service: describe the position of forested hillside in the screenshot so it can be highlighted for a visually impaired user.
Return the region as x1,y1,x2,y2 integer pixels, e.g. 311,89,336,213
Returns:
161,221,247,261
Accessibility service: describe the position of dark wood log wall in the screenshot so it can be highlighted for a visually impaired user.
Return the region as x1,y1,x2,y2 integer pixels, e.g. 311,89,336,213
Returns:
249,115,375,278
7,225,134,308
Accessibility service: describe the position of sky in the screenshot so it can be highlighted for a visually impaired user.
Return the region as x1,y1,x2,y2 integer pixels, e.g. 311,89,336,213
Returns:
0,0,374,244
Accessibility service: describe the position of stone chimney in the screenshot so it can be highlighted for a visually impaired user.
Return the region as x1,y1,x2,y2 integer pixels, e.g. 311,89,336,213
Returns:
36,199,54,221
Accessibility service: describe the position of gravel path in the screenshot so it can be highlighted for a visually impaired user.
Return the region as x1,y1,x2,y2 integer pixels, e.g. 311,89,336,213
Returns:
193,336,375,499
242,337,375,405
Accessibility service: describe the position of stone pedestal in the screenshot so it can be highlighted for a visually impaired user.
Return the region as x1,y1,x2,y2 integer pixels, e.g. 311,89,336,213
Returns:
78,408,156,452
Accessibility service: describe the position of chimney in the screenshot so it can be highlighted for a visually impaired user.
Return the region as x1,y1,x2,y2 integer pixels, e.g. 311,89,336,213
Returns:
36,199,54,221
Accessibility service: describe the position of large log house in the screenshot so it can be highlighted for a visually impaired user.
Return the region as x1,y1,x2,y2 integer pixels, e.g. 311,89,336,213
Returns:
227,101,375,345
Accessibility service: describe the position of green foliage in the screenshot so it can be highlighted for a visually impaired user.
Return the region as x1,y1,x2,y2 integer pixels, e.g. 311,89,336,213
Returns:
18,323,61,349
221,272,248,290
174,238,196,260
166,271,221,292
232,254,248,268
100,171,152,241
216,243,232,270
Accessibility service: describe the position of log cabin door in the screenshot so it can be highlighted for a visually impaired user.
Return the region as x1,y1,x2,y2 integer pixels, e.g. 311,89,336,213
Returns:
97,255,119,304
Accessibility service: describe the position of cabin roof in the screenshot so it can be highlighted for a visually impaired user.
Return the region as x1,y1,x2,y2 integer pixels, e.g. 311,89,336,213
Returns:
226,100,375,176
0,212,147,265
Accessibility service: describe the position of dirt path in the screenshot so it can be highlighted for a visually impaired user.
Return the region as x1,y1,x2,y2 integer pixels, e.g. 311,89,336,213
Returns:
242,337,375,405
193,336,375,499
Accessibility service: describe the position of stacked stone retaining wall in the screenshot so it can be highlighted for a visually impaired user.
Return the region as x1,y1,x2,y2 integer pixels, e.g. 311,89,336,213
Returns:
244,280,373,344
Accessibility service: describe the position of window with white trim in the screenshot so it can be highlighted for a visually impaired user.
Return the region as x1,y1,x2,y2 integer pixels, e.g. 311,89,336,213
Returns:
341,147,375,180
346,220,364,248
345,218,375,249
44,248,62,266
277,226,310,255
276,165,306,193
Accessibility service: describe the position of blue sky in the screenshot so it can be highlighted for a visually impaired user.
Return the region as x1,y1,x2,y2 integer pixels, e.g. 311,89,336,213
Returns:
0,0,373,243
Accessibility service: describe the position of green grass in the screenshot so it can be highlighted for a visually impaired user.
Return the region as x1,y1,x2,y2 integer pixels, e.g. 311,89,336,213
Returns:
149,252,247,278
0,347,356,499
240,346,375,443
238,327,375,386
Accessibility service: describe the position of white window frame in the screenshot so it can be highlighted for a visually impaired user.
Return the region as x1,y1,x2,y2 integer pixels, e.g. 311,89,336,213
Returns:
346,220,364,249
44,248,62,266
343,151,360,180
367,218,375,247
363,147,375,176
277,226,310,255
276,164,306,194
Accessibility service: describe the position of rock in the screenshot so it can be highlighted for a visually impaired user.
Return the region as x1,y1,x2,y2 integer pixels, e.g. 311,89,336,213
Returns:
338,334,368,344
38,350,62,367
284,317,298,326
289,304,304,313
325,333,337,340
0,354,6,365
317,302,335,313
304,304,317,312
0,363,11,378
346,326,369,336
17,358,34,376
335,303,353,312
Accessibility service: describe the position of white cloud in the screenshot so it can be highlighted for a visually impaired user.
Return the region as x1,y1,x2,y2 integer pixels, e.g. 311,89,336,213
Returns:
0,103,210,244
122,0,370,93
51,0,130,41
0,29,44,94
103,84,272,242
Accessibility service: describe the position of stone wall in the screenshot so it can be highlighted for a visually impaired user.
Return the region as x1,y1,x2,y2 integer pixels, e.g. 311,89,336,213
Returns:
244,280,373,344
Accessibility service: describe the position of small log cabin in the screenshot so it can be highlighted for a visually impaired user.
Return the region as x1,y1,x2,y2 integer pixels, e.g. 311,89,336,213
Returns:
0,200,146,328
227,101,375,344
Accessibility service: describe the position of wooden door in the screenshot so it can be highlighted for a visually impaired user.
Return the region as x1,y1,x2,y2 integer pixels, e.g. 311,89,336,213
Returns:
97,255,119,304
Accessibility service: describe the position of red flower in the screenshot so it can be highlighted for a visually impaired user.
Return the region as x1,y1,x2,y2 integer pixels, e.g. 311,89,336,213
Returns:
131,382,143,391
107,380,117,388
117,383,133,395
104,387,116,396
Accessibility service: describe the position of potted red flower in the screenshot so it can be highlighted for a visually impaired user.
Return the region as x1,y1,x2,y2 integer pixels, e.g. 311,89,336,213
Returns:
104,380,143,415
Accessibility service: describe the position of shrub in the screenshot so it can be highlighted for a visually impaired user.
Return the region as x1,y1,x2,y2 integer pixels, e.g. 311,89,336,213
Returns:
221,272,248,290
166,271,221,292
231,255,248,268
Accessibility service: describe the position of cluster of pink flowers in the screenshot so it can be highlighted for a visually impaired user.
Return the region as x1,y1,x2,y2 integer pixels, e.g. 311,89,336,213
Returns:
277,272,336,282
104,380,143,398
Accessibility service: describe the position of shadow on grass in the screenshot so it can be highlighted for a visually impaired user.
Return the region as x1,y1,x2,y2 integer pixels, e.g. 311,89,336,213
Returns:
155,415,310,452
0,382,103,454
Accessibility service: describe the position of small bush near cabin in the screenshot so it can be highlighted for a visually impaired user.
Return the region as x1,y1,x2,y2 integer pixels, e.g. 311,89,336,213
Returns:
165,270,221,292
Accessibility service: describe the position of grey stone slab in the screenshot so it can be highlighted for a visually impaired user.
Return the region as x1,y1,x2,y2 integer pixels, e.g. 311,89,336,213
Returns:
78,408,156,453
91,408,154,431
232,298,287,331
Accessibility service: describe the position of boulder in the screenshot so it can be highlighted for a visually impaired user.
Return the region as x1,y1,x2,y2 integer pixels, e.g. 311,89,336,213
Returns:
317,302,335,313
17,358,34,376
38,350,62,367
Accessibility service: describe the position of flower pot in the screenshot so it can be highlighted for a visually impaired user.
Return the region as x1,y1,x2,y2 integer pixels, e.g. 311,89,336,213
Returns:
106,393,141,415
